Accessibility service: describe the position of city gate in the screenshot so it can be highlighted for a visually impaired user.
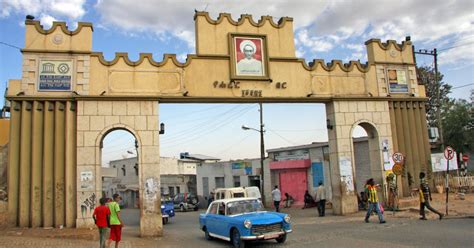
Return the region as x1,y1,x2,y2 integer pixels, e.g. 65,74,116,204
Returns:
5,12,431,236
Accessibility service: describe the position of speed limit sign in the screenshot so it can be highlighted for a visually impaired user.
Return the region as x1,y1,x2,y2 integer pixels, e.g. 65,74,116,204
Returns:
392,152,404,164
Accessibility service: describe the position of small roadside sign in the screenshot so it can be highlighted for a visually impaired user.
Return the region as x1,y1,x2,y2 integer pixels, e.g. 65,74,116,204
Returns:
444,146,455,160
392,163,403,175
462,154,469,161
392,152,404,164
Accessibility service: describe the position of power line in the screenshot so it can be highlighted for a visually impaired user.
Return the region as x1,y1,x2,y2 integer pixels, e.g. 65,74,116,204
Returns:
161,104,255,142
161,104,244,140
0,41,21,50
161,106,256,148
452,83,474,90
438,41,474,52
267,129,298,146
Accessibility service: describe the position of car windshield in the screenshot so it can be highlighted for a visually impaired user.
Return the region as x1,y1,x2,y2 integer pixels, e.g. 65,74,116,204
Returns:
226,199,264,215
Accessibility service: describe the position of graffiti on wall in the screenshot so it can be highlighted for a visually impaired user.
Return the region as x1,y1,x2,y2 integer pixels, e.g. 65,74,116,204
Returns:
80,192,96,218
339,156,355,193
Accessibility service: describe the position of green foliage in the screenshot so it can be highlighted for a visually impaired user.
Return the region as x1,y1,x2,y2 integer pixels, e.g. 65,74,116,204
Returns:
417,66,473,153
442,99,474,153
417,66,452,127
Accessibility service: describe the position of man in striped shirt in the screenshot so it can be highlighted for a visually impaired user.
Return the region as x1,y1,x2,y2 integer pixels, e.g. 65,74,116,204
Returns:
364,178,386,224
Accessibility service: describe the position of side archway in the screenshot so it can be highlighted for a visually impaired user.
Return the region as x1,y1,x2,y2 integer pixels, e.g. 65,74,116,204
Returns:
76,100,162,236
350,121,385,197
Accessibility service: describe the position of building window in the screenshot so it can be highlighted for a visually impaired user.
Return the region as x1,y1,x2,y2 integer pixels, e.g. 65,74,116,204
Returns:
233,176,241,187
169,186,175,197
176,186,180,194
134,163,138,176
122,165,126,176
215,177,225,188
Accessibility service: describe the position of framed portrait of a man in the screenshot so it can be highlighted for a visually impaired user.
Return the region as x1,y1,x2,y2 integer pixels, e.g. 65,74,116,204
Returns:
229,34,269,80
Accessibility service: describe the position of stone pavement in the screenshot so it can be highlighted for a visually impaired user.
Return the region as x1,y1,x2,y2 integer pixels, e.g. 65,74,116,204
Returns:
0,193,472,247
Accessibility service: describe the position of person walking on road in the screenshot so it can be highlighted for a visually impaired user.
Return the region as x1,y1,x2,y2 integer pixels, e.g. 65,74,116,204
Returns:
316,181,326,217
107,194,124,248
364,178,386,224
419,172,444,220
271,186,281,212
93,197,111,248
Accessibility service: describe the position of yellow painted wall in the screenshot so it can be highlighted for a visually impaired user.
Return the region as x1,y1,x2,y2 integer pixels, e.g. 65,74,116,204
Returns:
0,119,9,146
7,12,425,101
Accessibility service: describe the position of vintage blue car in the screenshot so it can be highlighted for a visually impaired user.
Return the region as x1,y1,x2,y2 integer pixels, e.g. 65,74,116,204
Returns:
199,197,292,248
161,198,175,224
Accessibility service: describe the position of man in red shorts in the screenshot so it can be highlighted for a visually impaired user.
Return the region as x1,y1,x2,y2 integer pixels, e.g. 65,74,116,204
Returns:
107,194,124,248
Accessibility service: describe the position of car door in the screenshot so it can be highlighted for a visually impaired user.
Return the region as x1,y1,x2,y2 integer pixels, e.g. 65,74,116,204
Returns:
205,202,219,235
214,202,229,238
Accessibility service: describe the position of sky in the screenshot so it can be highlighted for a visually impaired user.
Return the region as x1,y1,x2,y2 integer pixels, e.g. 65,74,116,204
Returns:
1,0,473,164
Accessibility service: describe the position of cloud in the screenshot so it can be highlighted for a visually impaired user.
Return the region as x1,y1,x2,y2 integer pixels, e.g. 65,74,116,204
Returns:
39,14,57,29
94,0,330,50
1,0,86,20
295,29,335,53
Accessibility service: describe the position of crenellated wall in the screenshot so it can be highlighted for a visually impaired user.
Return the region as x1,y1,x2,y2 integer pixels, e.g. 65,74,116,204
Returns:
9,13,426,101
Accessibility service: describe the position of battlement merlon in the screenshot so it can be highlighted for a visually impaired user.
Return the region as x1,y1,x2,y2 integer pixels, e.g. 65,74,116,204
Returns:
23,20,93,53
365,38,415,65
194,11,296,57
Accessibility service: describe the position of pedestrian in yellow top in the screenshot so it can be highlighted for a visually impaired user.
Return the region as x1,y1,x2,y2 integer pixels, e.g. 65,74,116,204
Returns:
419,172,443,220
107,194,124,248
364,178,386,224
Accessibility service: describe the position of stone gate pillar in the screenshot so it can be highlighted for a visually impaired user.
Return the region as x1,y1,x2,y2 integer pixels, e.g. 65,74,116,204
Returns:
76,100,162,236
326,100,393,215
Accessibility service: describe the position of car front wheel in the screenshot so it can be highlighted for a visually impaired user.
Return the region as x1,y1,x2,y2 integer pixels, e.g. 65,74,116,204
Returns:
276,234,287,243
231,229,245,248
204,227,212,240
162,217,169,225
180,205,186,212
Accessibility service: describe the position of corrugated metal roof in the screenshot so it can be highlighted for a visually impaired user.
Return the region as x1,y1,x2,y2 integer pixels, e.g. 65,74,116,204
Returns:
266,137,368,153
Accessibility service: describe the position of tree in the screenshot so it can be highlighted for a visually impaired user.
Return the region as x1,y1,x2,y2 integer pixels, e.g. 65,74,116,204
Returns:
417,66,452,127
442,99,474,153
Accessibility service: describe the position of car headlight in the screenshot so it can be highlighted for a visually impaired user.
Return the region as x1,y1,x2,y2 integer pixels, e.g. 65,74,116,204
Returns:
244,219,252,229
161,205,165,209
284,215,291,223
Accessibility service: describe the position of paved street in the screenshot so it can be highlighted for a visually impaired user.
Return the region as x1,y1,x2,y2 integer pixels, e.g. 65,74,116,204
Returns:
0,206,473,247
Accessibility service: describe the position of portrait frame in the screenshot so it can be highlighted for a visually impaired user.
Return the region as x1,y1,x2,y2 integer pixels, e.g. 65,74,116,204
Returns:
229,33,270,81
385,67,410,94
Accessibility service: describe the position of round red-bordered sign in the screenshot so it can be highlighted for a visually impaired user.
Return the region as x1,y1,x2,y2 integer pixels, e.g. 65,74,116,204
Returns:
392,163,403,175
392,152,404,164
462,154,469,161
444,146,455,160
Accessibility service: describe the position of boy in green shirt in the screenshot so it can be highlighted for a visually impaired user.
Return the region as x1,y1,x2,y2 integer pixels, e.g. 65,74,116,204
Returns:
107,194,124,248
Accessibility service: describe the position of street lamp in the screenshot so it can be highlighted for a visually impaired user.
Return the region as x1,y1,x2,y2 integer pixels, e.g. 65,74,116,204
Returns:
241,103,266,205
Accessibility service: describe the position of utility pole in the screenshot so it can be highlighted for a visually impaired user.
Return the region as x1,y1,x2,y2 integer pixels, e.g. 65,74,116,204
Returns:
415,48,449,215
259,102,266,205
241,103,266,205
414,48,445,150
